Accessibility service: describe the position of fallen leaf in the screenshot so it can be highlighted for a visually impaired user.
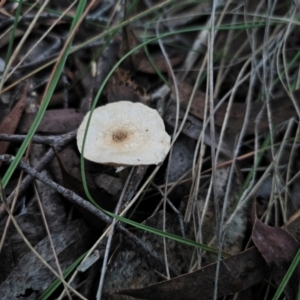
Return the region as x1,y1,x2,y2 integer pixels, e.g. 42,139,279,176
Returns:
252,200,300,299
0,1,7,11
0,219,94,299
115,206,300,300
117,247,269,300
138,54,184,74
17,109,84,134
0,82,27,166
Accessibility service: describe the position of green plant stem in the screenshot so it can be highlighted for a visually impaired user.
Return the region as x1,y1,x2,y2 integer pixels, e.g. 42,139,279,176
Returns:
272,248,300,300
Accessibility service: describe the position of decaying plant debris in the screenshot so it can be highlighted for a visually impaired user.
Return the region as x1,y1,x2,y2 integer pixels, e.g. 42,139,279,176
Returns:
0,1,300,299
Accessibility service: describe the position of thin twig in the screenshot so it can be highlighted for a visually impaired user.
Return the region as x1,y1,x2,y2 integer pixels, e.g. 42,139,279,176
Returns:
0,130,76,220
0,133,67,144
0,154,179,277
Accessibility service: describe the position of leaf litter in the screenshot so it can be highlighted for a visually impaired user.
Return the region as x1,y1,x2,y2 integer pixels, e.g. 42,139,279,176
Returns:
0,1,300,299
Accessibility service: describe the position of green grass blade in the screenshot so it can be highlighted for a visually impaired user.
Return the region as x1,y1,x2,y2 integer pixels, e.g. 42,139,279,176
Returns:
107,209,222,255
272,247,300,300
38,251,87,300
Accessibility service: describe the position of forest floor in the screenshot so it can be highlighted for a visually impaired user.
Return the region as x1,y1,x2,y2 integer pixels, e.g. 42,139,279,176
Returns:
0,1,300,299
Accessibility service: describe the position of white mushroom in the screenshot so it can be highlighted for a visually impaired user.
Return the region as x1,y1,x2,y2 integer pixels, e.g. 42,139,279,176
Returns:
77,101,171,166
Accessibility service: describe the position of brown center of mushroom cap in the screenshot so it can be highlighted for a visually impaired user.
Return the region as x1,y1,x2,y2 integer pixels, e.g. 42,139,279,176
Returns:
103,124,138,151
112,130,128,142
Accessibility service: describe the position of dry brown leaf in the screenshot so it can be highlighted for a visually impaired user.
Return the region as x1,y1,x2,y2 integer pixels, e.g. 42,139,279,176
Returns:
0,83,27,161
0,0,7,10
18,109,84,134
252,200,300,299
138,54,184,74
117,247,269,300
113,204,300,300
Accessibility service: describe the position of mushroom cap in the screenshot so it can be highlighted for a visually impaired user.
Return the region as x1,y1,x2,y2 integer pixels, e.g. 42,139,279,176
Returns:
77,101,171,166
